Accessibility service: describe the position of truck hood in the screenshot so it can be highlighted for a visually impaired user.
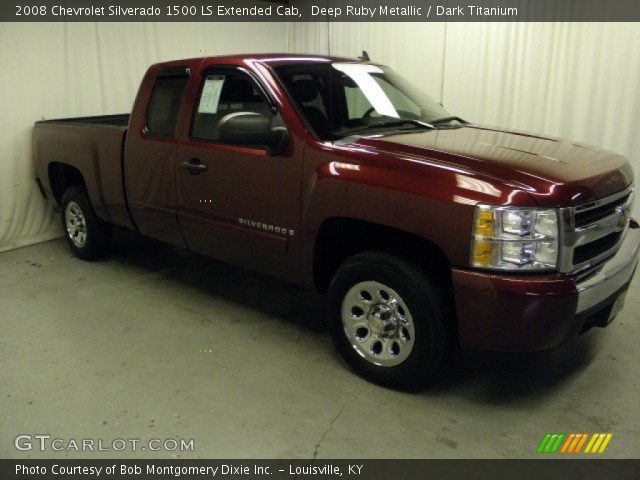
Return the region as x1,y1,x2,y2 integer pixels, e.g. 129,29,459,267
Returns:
351,124,634,207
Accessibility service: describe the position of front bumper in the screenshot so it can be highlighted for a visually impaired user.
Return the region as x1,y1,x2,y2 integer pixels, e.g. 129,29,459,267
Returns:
452,225,640,352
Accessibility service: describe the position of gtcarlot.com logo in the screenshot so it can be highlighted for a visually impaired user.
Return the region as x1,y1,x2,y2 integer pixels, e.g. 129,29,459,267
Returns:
14,434,194,452
537,433,613,454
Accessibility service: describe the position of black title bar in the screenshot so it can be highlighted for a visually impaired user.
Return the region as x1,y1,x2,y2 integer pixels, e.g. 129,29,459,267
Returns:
5,0,640,22
3,459,640,480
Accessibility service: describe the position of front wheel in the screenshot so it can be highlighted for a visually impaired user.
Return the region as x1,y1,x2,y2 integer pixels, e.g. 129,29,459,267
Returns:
60,186,112,260
328,251,452,389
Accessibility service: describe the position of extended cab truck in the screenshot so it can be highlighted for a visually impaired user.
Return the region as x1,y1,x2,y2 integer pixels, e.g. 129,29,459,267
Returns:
33,54,640,388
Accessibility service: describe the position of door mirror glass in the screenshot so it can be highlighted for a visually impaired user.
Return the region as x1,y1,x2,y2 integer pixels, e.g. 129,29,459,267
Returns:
217,112,289,156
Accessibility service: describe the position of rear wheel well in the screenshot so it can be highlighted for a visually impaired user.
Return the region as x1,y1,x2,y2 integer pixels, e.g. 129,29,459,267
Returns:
313,218,452,295
48,163,85,204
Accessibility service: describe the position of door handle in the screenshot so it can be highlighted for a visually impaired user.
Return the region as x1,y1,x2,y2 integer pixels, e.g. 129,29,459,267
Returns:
180,158,208,174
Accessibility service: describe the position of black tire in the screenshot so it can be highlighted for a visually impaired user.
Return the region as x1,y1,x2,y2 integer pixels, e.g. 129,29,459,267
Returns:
60,186,112,260
327,251,452,389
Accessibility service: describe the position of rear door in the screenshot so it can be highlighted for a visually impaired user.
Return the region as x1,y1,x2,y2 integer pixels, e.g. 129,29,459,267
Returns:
124,67,190,246
175,66,302,282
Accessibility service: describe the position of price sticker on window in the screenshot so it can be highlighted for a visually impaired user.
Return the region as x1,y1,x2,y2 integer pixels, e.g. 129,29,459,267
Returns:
198,75,225,113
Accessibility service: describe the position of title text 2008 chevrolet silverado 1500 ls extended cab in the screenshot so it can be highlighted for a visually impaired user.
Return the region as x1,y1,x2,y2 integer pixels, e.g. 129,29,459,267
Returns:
33,54,639,388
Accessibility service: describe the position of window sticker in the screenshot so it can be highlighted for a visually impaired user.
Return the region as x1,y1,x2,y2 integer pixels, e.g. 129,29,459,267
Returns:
198,75,225,113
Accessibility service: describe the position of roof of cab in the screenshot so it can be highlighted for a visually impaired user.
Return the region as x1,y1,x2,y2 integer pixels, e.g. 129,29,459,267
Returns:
154,53,362,69
239,53,357,63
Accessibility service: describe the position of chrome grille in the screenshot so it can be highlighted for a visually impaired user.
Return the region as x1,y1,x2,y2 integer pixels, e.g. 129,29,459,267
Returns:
559,185,634,273
574,192,631,228
572,231,622,265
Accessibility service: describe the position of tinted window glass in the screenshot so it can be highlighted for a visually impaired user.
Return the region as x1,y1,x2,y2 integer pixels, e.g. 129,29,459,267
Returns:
276,66,332,138
146,75,188,137
192,72,271,142
275,63,453,141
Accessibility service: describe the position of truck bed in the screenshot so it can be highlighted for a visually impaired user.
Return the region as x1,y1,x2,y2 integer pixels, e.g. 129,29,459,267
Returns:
35,113,130,128
33,114,134,230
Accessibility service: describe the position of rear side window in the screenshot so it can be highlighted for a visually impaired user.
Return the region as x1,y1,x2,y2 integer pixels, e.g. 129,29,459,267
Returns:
146,74,188,137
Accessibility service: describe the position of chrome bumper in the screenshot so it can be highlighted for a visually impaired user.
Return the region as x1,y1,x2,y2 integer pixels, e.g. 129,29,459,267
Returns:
575,227,640,313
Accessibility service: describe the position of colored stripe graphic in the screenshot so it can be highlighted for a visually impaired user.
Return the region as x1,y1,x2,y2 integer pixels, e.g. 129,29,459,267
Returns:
560,433,588,453
537,433,565,453
584,433,613,453
539,433,613,454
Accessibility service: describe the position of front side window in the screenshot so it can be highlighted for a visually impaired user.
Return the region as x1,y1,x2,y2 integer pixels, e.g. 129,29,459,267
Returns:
275,63,457,140
146,74,188,137
191,71,272,142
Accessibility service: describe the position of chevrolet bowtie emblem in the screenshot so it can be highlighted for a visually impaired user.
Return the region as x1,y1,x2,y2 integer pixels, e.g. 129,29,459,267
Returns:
616,205,630,230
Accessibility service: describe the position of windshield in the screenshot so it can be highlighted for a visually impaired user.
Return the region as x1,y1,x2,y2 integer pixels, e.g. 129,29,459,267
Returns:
274,62,458,140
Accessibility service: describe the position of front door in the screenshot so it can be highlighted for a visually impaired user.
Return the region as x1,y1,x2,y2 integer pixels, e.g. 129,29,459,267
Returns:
175,67,302,282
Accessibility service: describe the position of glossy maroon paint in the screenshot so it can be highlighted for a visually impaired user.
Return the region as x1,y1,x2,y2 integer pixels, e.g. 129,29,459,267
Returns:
32,120,134,230
32,54,635,352
452,268,579,351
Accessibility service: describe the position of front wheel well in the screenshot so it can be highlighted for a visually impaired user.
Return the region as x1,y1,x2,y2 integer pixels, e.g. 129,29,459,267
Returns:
48,163,85,204
313,217,452,295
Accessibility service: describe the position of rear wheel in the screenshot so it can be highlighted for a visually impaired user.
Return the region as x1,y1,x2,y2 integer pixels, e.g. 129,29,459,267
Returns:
60,186,112,260
328,251,451,389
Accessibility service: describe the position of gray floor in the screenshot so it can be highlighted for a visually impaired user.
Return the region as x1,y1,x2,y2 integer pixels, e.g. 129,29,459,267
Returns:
1,233,639,459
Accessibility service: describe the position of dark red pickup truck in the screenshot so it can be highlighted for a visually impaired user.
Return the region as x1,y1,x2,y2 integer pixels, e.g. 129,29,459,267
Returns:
33,54,639,387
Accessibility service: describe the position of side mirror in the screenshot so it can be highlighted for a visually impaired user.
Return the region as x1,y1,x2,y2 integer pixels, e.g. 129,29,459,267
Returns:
217,112,289,156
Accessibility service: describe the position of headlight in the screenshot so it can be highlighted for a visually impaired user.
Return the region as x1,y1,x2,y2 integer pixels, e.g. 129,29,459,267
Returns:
471,205,559,271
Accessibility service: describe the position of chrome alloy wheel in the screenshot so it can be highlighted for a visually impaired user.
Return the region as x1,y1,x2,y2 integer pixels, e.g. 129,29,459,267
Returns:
341,281,415,367
65,201,87,248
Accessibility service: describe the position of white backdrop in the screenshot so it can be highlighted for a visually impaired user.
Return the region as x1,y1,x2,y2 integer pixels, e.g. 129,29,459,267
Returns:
0,21,287,252
2,22,640,252
287,21,640,216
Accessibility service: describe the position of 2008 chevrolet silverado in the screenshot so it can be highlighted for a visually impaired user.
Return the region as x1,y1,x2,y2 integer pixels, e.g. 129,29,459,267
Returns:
33,54,639,388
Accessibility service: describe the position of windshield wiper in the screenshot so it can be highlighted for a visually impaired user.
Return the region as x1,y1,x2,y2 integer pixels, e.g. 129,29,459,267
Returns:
338,119,435,137
430,116,467,125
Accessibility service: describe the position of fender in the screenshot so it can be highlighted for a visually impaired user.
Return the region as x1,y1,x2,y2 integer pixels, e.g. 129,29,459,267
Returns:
299,139,536,288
